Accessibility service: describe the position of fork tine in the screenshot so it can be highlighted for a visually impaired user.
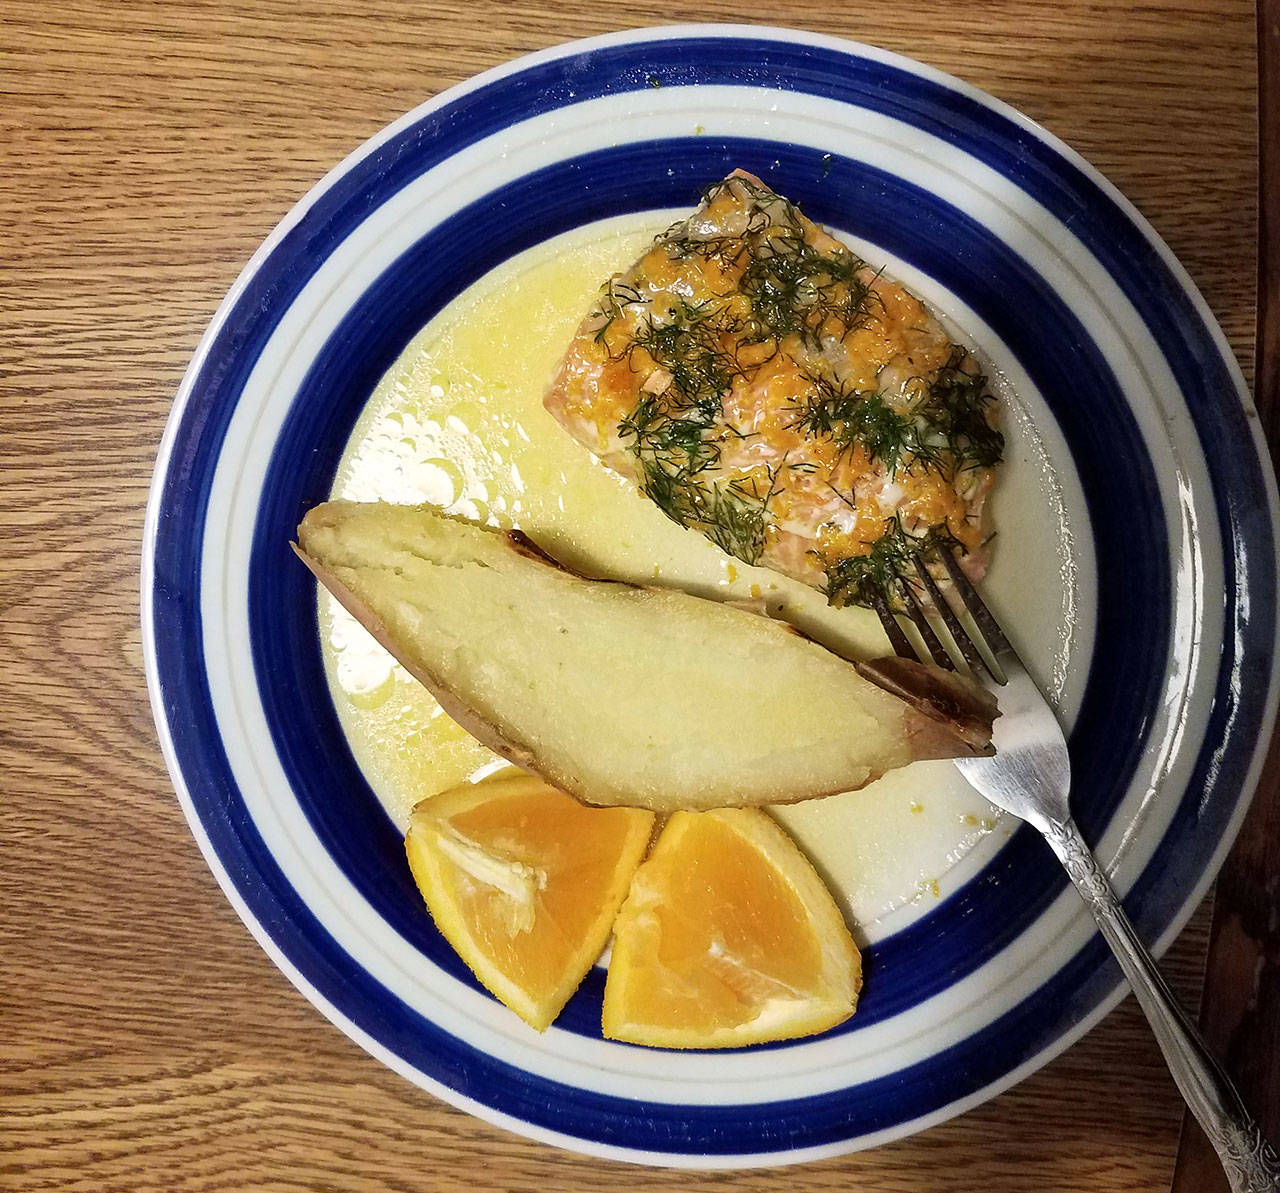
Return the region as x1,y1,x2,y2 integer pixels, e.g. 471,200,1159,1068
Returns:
932,543,1014,657
870,589,917,660
896,576,956,671
911,554,997,680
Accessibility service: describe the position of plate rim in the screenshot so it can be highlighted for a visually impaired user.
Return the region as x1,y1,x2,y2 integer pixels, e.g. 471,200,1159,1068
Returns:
141,22,1280,1167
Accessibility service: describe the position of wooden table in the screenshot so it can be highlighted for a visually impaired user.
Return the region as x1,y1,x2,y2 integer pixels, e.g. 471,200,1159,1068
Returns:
5,3,1275,1190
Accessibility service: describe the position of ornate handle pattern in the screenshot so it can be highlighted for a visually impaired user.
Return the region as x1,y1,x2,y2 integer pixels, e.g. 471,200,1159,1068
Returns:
1042,818,1280,1193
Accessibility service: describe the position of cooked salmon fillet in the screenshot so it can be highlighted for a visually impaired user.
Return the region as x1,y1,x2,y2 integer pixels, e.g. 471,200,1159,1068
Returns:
544,171,1002,608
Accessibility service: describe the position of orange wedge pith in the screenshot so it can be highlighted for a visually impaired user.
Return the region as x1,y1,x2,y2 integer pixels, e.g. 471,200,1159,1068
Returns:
405,773,655,1031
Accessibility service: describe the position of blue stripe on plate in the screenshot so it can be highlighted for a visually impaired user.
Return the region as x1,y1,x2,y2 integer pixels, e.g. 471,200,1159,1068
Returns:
149,32,1274,1158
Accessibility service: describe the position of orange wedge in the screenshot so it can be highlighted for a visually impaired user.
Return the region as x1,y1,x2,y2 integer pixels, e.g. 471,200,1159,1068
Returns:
404,773,655,1031
602,808,861,1049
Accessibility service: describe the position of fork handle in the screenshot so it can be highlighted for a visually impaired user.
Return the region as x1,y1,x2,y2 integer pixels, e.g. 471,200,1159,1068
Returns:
1042,817,1280,1193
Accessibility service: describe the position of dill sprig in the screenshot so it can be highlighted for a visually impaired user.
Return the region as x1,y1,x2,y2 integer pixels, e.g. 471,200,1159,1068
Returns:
662,181,778,266
615,297,773,560
591,279,645,347
822,516,964,609
737,230,873,347
618,391,720,480
922,348,1005,471
634,455,773,565
789,373,941,476
662,222,766,270
659,175,878,348
790,351,1003,478
627,298,744,409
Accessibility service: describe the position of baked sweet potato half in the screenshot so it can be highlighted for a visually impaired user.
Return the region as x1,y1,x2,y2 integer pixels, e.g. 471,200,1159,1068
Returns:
295,501,996,812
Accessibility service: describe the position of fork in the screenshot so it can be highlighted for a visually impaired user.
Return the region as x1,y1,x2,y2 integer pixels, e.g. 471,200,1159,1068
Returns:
877,547,1280,1193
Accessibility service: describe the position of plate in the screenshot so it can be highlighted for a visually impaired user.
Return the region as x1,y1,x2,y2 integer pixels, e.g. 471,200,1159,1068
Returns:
142,25,1280,1167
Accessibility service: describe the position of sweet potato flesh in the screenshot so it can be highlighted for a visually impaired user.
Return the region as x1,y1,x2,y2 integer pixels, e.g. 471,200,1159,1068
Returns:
296,502,993,811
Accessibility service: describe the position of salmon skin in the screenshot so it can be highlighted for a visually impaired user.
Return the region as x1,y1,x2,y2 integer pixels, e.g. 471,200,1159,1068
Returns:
544,171,1002,608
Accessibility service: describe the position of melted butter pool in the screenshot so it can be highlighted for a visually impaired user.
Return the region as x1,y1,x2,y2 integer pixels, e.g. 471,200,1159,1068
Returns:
321,212,1074,939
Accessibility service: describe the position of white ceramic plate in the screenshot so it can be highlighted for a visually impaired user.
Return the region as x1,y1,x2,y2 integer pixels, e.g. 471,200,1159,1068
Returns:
142,25,1280,1167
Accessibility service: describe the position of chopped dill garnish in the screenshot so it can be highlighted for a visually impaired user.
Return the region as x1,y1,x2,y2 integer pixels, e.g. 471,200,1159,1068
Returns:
789,350,1003,478
633,454,773,565
618,390,720,479
627,298,744,409
922,348,1005,471
737,230,872,347
659,175,878,347
789,373,939,476
663,229,754,269
699,477,773,562
615,298,768,558
614,294,785,562
662,192,773,268
700,174,797,216
822,516,964,609
591,279,645,346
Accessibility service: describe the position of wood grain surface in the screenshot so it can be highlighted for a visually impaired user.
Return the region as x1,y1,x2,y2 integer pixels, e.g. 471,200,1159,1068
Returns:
1,2,1271,1190
1169,2,1280,1189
